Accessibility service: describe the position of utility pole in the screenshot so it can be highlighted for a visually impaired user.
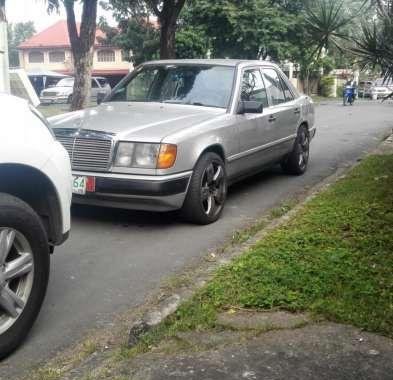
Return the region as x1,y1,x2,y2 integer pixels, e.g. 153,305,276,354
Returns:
0,0,10,93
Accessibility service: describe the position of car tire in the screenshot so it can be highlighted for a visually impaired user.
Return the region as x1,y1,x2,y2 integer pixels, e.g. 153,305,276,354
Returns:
67,95,73,104
181,152,227,225
0,193,49,359
281,125,310,175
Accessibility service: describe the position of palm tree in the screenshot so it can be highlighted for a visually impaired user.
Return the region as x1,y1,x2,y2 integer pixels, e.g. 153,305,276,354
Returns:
300,0,353,94
351,1,393,87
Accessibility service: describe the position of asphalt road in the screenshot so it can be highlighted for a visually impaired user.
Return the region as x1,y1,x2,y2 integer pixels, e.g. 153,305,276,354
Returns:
1,100,392,378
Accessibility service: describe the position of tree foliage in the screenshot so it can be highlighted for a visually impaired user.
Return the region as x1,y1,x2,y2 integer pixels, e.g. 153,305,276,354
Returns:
103,0,186,58
7,22,35,67
180,0,301,61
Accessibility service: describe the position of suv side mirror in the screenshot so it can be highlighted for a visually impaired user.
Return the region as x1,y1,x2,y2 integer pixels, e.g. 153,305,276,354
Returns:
237,100,263,114
97,92,106,105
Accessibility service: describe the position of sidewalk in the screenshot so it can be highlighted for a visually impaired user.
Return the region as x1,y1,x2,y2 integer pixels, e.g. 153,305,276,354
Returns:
119,321,393,380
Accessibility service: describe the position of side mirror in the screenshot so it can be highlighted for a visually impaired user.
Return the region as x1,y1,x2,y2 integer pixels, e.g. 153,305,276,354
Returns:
97,92,106,105
237,100,263,114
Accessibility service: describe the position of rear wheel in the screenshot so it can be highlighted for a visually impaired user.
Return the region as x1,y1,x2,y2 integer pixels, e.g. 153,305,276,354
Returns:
281,126,310,175
0,194,49,359
181,152,227,225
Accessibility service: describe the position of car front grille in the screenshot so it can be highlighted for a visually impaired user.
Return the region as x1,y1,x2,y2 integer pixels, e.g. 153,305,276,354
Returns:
42,92,58,97
55,130,113,172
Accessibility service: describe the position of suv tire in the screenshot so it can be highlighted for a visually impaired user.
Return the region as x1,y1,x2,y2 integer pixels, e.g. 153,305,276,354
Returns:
0,193,49,359
181,152,227,225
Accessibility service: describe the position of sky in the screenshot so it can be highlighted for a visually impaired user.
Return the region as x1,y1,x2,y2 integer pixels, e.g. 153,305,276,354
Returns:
5,0,116,32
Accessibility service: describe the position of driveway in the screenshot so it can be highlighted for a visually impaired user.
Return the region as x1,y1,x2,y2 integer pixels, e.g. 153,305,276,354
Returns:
1,100,392,378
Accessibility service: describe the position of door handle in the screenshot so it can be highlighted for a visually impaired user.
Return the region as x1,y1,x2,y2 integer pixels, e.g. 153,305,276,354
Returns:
268,115,277,122
294,108,301,114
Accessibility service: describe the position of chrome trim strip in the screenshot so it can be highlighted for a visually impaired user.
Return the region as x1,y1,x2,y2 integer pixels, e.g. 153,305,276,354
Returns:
71,170,193,182
227,134,297,162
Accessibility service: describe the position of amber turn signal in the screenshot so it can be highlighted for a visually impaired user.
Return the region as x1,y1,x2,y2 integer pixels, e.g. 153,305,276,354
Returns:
157,144,177,169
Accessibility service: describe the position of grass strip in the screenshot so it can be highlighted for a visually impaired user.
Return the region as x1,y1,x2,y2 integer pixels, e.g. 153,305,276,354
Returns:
127,154,393,356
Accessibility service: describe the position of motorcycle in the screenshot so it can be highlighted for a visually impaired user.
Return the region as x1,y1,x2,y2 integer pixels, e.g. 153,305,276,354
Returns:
343,85,356,106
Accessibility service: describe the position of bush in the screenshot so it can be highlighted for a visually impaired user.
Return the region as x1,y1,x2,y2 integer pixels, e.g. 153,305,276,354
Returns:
320,75,335,97
336,84,344,98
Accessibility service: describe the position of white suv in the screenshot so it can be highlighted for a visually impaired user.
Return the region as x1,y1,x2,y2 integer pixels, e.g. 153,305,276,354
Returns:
0,94,71,358
40,77,111,104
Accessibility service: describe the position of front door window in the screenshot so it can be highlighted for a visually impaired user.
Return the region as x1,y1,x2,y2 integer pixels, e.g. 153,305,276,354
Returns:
241,69,269,108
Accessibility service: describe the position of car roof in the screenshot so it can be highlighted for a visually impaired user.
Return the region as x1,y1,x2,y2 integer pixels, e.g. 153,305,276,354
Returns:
142,59,278,68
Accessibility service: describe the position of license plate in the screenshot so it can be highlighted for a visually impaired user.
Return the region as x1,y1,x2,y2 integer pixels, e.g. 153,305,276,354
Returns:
72,176,87,195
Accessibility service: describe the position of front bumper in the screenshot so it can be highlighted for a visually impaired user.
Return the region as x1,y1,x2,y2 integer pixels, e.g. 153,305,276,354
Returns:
40,96,69,104
72,171,192,212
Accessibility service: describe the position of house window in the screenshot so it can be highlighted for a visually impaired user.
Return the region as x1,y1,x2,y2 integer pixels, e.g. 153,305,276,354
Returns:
97,49,115,62
121,50,130,61
28,51,44,63
49,51,65,63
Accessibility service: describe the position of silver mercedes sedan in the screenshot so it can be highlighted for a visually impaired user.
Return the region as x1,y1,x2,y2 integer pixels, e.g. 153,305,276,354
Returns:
50,59,315,224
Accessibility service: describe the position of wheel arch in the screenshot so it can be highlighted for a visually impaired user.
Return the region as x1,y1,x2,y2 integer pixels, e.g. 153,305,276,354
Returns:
198,144,226,164
297,121,310,135
0,163,63,246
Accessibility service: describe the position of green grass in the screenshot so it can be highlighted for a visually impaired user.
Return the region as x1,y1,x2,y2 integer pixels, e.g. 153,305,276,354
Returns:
38,104,71,118
128,154,393,354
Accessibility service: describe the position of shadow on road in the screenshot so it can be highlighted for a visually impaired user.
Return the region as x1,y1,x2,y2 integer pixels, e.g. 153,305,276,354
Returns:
71,166,285,226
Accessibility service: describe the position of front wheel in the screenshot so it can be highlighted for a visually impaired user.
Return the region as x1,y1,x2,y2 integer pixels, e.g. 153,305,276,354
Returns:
0,194,49,359
181,152,227,225
281,126,310,175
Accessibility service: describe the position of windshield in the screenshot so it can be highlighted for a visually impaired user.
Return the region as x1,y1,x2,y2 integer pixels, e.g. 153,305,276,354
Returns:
56,78,74,87
107,65,235,109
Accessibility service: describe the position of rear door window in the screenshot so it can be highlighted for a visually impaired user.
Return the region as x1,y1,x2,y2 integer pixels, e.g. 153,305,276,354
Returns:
262,68,286,106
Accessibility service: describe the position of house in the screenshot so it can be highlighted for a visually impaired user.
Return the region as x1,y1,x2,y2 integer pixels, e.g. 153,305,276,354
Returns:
18,20,132,87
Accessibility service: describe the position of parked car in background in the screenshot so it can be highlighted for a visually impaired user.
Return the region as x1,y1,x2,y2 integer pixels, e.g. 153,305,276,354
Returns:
50,59,315,225
40,76,111,104
365,78,393,99
0,94,71,358
357,80,373,98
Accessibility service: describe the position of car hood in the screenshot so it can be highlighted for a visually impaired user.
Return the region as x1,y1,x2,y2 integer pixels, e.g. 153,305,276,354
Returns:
43,86,73,94
49,102,226,142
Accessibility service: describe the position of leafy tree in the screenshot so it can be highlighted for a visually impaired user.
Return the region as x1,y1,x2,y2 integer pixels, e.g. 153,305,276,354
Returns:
48,0,98,111
102,0,186,59
180,0,301,61
99,16,159,65
7,22,35,67
175,26,209,59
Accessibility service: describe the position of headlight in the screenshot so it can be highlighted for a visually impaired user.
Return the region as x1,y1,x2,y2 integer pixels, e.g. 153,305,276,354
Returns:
114,142,177,169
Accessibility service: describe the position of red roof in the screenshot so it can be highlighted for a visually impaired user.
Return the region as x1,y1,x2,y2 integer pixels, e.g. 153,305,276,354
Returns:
18,20,106,49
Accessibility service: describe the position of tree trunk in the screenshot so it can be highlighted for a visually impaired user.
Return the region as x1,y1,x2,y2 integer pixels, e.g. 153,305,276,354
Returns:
72,49,94,110
0,0,5,22
64,0,97,111
0,0,10,93
153,0,186,60
160,21,176,59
